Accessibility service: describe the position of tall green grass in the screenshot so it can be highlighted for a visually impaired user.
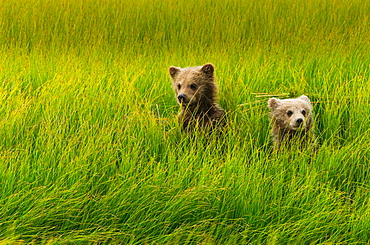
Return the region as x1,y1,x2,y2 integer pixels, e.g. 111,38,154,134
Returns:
0,0,369,243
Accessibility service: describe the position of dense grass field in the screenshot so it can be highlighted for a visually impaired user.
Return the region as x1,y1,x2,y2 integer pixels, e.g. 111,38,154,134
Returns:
0,0,369,243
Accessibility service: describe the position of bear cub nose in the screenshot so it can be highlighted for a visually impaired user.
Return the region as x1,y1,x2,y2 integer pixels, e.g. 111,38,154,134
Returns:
177,94,186,102
296,118,303,125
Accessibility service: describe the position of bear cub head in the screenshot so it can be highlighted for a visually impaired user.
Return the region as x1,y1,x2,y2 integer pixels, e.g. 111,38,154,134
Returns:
268,95,313,131
169,63,216,107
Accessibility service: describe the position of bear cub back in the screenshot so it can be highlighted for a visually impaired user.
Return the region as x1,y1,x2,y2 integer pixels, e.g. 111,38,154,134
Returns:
169,63,225,131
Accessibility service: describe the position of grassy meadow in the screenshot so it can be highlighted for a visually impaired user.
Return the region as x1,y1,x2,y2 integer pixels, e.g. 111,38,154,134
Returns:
0,0,369,243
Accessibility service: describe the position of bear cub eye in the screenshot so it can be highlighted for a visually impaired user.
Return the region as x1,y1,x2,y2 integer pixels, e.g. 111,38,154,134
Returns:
302,110,306,116
177,84,181,89
190,84,198,90
287,110,293,117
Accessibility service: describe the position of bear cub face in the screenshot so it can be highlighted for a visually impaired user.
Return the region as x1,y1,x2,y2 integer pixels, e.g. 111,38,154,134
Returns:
268,95,312,131
169,63,215,106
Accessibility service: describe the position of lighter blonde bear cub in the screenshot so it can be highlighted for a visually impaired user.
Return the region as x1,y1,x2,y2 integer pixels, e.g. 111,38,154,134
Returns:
268,95,315,150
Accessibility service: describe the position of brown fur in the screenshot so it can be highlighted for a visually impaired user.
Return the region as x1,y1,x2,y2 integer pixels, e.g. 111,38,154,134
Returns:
268,95,315,150
169,63,225,131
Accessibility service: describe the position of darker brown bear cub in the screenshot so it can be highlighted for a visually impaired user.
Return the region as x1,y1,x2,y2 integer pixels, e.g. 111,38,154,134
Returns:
169,63,225,131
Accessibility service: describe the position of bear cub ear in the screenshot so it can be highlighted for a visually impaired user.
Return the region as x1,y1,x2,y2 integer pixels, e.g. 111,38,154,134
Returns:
268,98,281,110
298,95,310,103
169,66,181,78
200,63,214,75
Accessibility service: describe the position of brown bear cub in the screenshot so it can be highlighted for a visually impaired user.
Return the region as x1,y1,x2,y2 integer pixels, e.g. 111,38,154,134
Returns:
169,63,225,131
268,95,315,150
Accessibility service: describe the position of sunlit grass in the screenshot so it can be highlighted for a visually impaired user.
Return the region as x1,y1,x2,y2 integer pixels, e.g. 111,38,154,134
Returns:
0,0,369,243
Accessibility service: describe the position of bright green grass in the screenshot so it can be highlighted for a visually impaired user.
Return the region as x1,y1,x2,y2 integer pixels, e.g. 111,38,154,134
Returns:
0,0,369,244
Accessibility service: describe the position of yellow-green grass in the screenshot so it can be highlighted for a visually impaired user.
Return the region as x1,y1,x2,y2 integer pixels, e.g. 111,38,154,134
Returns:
0,0,369,243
